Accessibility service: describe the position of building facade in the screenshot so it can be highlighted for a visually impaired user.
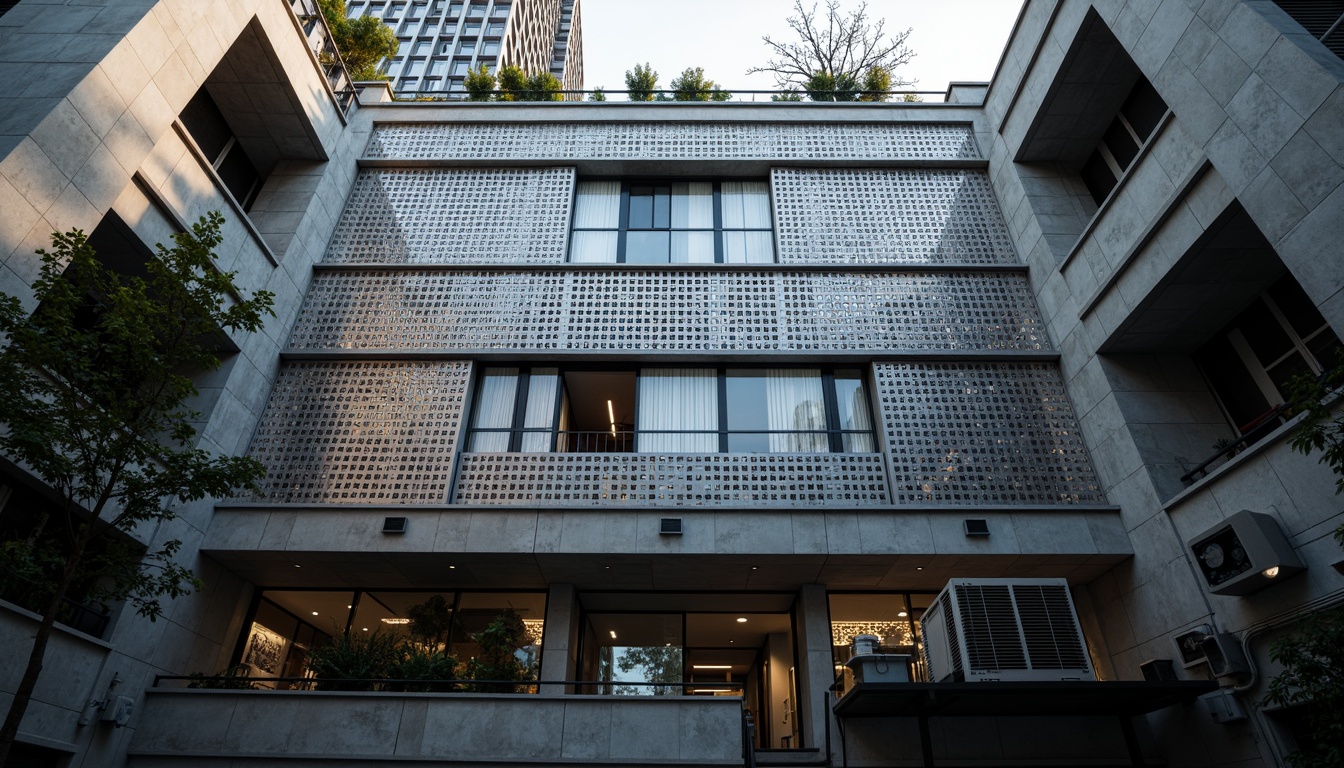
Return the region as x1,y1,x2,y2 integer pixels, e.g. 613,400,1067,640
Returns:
0,1,1341,767
348,0,583,96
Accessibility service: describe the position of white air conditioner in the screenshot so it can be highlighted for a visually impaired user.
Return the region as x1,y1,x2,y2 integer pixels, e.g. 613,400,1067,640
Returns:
921,578,1096,683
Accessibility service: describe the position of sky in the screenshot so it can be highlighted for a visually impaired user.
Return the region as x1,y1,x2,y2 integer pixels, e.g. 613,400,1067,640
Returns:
578,0,1025,100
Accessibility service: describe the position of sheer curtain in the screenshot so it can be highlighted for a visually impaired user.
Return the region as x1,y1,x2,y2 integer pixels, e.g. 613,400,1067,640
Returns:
469,368,518,451
637,369,719,452
671,182,714,263
765,369,829,452
520,368,558,451
571,181,620,262
839,382,876,452
722,182,774,263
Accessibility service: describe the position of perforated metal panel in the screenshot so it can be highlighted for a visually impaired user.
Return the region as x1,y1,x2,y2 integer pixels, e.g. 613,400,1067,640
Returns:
875,363,1102,504
364,122,980,161
245,361,471,503
452,453,890,506
324,168,575,264
772,168,1017,265
288,270,1048,352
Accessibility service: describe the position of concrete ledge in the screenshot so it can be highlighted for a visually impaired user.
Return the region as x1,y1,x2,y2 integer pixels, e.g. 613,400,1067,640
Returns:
128,690,743,765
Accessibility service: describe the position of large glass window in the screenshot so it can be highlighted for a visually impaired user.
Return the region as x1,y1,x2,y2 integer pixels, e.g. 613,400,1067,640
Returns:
569,180,775,264
829,592,936,693
465,366,875,454
1080,76,1168,206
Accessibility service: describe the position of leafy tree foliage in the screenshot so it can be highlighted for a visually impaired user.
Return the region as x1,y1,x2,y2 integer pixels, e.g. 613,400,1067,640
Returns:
317,0,398,81
466,610,533,692
625,62,659,102
588,87,607,102
0,213,275,764
859,65,891,101
749,1,914,92
1263,609,1344,768
669,68,731,101
496,66,563,102
616,645,682,695
805,71,858,102
464,64,497,101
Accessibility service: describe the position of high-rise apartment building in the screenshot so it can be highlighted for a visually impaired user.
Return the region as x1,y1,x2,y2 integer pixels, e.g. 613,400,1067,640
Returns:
348,0,583,95
0,1,1342,767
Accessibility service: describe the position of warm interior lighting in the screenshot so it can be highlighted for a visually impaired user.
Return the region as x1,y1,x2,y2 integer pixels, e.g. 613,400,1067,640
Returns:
311,611,319,616
735,617,748,623
693,665,732,670
609,630,617,639
608,399,617,436
1262,566,1280,578
382,618,411,625
897,611,908,617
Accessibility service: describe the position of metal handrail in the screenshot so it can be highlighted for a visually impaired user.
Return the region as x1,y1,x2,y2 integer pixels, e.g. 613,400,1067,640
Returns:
1179,402,1294,485
155,674,742,692
467,428,877,454
391,88,949,103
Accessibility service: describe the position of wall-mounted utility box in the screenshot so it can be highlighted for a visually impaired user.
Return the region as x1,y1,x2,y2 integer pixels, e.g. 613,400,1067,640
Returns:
1188,510,1304,596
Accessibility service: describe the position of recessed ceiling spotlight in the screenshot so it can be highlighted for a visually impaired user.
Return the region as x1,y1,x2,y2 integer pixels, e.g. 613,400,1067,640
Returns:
736,617,748,623
750,566,758,570
897,611,908,617
916,566,923,571
311,611,319,616
294,564,301,568
362,627,369,631
609,630,617,639
449,565,456,570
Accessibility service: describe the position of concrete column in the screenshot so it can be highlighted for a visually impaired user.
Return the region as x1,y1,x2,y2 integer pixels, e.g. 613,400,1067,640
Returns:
795,584,838,756
538,583,578,695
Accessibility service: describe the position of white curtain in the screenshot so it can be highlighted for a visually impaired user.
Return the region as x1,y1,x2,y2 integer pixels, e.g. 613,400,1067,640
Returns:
521,369,558,452
723,231,775,263
555,387,572,453
721,182,772,228
571,181,621,262
840,382,876,452
470,368,518,451
671,182,714,228
765,369,828,453
637,369,718,452
671,231,715,263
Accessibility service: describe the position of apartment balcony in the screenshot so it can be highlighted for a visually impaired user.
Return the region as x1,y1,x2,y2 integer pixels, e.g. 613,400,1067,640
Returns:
128,689,744,766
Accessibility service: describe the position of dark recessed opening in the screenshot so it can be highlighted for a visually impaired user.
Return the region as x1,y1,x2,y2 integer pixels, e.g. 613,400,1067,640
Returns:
963,519,990,537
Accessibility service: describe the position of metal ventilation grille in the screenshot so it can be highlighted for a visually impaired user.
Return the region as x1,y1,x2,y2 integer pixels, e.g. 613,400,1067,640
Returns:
940,591,963,679
1272,1,1344,58
1012,584,1089,670
954,585,1028,672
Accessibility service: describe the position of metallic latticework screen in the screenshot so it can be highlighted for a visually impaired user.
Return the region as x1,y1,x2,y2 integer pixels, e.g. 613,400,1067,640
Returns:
452,453,891,506
288,270,1048,352
875,363,1102,504
364,122,980,161
772,169,1018,265
246,361,471,503
324,168,575,264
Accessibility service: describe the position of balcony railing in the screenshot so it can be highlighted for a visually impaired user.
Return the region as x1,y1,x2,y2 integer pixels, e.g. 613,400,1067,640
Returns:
466,429,878,455
287,0,357,114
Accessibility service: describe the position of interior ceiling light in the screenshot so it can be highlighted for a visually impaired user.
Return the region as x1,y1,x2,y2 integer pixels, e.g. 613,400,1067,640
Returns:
692,665,732,670
608,399,617,437
897,611,908,617
311,611,319,616
736,617,748,623
382,618,411,624
609,630,617,639
449,565,456,569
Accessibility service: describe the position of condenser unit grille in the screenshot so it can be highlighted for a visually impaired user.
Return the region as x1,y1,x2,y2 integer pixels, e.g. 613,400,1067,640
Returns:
955,585,1028,671
1012,584,1089,670
940,592,963,679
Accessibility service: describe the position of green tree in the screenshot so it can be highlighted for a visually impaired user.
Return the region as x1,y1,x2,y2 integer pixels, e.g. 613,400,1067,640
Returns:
805,71,859,102
317,0,399,81
772,90,804,102
669,67,731,101
625,62,659,102
464,64,496,101
1263,608,1344,768
0,213,275,764
616,646,683,695
749,1,914,93
859,65,891,102
465,611,532,692
496,65,528,101
588,87,607,101
525,71,563,101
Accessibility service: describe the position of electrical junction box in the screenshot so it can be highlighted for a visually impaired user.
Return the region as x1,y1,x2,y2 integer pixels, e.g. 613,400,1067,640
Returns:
1199,689,1246,724
845,653,911,684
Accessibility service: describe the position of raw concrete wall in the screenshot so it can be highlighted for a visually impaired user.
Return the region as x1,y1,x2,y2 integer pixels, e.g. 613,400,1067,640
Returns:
128,689,744,766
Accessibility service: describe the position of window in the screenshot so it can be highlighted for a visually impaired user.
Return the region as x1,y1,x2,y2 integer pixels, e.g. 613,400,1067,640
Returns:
465,367,875,454
485,21,505,36
463,21,481,35
179,89,263,210
449,58,471,75
411,40,430,56
829,592,937,691
1196,274,1342,434
482,40,500,55
1080,76,1168,206
570,180,775,264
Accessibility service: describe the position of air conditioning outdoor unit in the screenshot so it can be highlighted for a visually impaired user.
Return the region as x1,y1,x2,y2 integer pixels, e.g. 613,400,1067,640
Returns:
921,578,1096,683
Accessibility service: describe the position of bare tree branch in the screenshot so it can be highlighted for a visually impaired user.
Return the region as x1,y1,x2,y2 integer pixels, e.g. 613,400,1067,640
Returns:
747,0,915,90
